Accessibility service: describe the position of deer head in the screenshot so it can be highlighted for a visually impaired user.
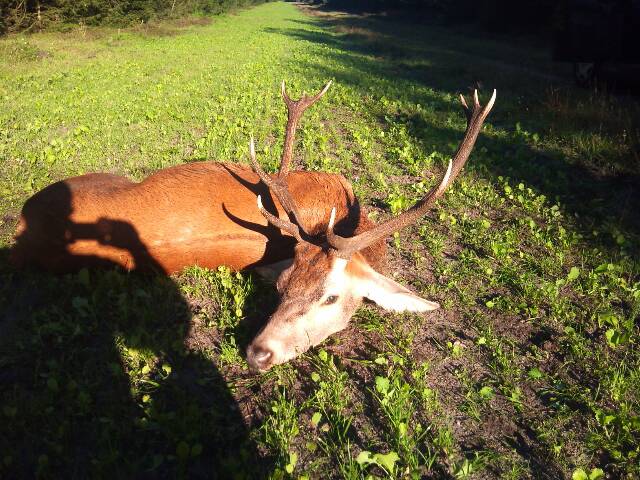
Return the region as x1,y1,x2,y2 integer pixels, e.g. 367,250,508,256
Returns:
246,82,496,371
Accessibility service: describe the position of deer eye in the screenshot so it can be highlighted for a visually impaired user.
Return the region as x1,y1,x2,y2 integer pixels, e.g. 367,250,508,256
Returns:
323,295,339,306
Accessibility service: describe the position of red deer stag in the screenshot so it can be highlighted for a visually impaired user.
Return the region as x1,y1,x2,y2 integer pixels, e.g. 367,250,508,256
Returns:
10,82,495,371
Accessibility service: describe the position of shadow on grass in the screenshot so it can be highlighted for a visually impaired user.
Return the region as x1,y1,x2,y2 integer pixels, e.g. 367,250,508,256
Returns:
271,7,640,253
0,193,270,479
257,7,639,477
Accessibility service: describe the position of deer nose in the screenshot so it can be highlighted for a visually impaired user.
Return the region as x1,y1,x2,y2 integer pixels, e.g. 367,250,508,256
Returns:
247,345,274,371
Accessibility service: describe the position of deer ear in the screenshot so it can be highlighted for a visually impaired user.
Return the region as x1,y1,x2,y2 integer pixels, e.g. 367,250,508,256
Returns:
350,259,439,313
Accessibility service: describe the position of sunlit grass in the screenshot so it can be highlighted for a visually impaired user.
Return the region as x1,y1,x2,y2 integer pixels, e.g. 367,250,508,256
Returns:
1,2,638,478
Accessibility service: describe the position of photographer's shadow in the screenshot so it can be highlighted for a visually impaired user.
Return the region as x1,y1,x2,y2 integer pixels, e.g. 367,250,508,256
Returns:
0,181,267,479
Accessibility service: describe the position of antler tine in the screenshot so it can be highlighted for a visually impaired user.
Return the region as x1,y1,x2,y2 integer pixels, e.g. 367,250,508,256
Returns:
249,137,310,241
248,81,332,242
257,195,303,242
459,93,471,122
327,89,497,258
279,80,332,177
281,80,292,107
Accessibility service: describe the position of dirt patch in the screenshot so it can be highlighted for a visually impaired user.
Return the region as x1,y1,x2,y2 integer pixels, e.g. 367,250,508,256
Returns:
130,22,181,38
169,16,213,28
334,24,382,41
125,15,213,38
184,316,220,352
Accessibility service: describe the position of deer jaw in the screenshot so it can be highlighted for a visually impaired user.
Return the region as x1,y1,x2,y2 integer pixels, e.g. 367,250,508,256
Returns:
246,245,439,372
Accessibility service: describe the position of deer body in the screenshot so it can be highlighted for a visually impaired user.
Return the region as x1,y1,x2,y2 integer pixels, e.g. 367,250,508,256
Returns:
12,81,495,371
11,162,384,274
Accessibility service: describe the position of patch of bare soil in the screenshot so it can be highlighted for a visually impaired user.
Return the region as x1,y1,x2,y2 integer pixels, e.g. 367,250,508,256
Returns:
130,22,181,38
295,2,371,22
125,16,212,38
184,315,220,352
169,16,213,28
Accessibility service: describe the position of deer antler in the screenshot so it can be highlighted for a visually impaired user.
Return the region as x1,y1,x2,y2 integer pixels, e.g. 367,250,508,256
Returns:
279,80,332,176
250,81,332,240
326,89,497,258
256,193,304,242
249,136,307,238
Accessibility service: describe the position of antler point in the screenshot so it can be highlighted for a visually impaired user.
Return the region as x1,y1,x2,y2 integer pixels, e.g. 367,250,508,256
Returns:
484,89,497,113
328,207,336,229
249,136,256,158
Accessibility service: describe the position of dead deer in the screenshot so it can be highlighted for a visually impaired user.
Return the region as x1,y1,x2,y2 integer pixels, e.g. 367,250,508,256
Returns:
10,81,495,371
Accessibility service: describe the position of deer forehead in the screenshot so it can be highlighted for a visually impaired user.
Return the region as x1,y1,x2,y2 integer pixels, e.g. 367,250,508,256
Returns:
283,249,351,300
325,257,349,290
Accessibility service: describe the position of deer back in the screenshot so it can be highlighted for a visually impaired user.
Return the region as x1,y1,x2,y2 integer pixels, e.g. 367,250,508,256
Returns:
10,162,383,274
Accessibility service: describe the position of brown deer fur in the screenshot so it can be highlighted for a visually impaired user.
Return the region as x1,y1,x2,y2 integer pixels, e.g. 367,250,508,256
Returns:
10,162,387,275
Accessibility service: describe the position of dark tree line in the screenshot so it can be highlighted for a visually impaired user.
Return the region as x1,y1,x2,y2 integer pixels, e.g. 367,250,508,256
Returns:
308,0,559,32
0,0,273,33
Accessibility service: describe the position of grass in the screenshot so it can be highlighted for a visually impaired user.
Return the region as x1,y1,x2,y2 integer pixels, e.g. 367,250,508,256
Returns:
1,1,639,478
